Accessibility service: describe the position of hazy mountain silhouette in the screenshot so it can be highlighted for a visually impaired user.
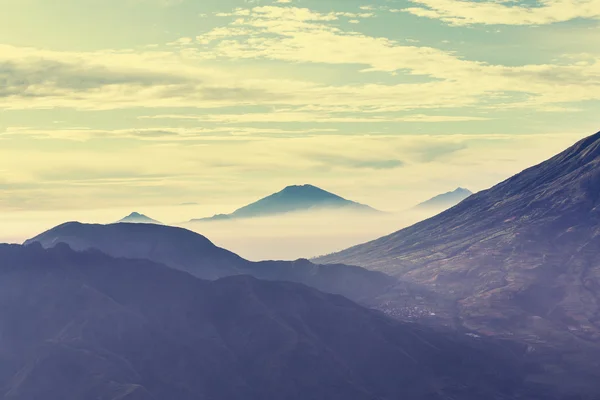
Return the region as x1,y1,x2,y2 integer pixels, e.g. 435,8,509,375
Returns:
191,184,381,222
316,131,600,382
414,187,473,211
0,243,562,400
25,222,395,303
117,212,161,225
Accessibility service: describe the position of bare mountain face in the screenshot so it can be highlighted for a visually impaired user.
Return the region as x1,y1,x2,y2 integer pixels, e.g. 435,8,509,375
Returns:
191,184,381,222
316,132,600,370
0,243,565,400
25,222,395,304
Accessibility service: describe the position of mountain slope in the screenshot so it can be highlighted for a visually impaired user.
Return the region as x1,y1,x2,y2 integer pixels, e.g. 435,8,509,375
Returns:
414,187,473,211
192,184,380,222
0,243,563,399
117,212,161,224
316,131,600,344
25,222,395,303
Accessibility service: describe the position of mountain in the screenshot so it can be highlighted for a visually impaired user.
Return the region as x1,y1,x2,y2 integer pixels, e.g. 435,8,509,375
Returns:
191,184,381,222
117,212,161,224
316,132,600,372
414,187,473,211
0,243,564,399
25,222,395,304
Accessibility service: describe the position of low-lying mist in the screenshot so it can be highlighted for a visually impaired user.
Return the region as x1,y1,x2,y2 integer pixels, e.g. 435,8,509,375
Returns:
182,209,438,261
0,206,443,262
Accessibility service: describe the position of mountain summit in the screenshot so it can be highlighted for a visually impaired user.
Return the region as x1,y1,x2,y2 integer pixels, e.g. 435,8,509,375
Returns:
316,131,600,352
117,212,161,225
192,184,381,222
414,187,473,211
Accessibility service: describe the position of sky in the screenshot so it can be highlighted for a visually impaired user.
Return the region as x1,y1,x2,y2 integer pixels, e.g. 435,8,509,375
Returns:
0,0,599,226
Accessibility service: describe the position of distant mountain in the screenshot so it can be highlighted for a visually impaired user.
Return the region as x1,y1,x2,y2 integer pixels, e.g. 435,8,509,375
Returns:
0,243,559,400
316,131,600,386
25,222,395,304
117,212,161,224
413,187,473,210
192,184,381,222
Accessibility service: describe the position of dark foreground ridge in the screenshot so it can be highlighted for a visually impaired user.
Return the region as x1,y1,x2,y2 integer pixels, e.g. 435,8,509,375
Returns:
0,243,560,400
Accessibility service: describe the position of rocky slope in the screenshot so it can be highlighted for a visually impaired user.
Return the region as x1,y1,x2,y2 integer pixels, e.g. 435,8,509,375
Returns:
316,131,600,386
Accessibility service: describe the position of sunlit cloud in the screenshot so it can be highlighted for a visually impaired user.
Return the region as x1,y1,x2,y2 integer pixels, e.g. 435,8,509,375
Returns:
139,112,491,123
0,131,589,212
1,4,599,116
398,0,600,26
0,0,597,230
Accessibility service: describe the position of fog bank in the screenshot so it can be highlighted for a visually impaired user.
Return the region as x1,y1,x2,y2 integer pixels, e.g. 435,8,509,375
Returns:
0,206,443,261
182,209,439,261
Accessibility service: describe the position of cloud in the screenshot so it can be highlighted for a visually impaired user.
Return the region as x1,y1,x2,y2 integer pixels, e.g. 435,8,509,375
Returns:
191,5,600,110
0,131,589,213
0,58,196,102
0,126,340,141
306,153,405,170
129,0,185,6
197,6,466,75
139,112,490,123
35,168,173,184
0,44,282,110
397,0,600,26
410,141,469,162
1,5,599,116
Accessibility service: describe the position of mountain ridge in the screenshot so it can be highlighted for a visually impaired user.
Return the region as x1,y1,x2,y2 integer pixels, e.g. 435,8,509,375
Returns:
313,131,600,391
0,242,556,400
315,131,600,344
25,221,396,304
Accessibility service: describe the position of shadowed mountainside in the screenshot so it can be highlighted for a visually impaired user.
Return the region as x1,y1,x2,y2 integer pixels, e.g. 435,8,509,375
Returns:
191,184,381,222
25,222,395,304
0,243,564,400
316,132,600,384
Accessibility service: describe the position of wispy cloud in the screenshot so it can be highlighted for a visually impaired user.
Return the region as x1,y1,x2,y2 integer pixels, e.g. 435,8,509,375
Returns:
139,112,490,123
0,130,588,211
0,0,598,226
191,5,600,111
306,153,405,170
0,126,339,141
1,4,599,117
398,0,600,26
0,44,281,110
